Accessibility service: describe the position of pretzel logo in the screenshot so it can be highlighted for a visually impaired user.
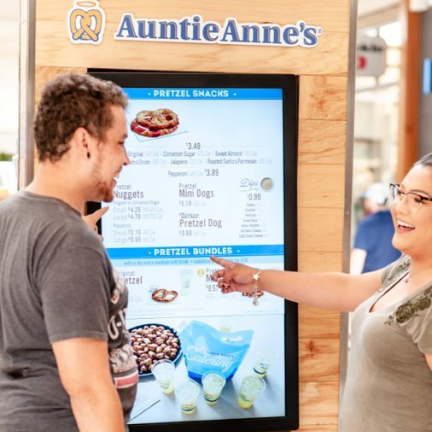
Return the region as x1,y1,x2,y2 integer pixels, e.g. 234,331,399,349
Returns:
67,1,106,45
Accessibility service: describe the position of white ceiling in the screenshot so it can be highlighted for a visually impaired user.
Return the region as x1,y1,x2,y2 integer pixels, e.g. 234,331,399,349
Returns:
358,0,399,16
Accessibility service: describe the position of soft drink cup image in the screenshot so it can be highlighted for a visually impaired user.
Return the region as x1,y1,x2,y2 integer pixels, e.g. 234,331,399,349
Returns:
253,348,276,378
151,359,175,394
202,371,226,405
237,375,266,409
175,379,200,414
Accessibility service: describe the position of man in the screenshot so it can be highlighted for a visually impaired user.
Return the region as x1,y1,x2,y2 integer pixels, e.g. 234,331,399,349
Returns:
350,182,401,274
0,73,138,432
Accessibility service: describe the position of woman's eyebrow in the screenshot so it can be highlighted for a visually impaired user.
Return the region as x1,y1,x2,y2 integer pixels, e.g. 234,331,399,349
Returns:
400,184,432,197
410,189,432,197
414,190,432,197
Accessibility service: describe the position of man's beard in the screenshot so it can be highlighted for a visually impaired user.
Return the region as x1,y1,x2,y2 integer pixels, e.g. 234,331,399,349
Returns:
92,158,115,203
94,179,114,203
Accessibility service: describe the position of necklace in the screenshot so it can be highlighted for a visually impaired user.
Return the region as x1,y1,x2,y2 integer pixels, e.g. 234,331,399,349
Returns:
404,267,432,283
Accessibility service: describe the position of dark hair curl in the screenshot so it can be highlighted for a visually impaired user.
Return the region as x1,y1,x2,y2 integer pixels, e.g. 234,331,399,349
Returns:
34,73,128,162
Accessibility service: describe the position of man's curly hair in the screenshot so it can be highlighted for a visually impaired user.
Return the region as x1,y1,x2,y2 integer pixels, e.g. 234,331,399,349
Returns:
34,73,128,162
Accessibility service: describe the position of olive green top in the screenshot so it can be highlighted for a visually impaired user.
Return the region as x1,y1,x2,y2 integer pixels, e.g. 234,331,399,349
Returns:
340,255,432,432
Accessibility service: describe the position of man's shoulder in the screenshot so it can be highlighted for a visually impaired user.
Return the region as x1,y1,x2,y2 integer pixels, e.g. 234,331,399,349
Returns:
52,214,105,256
6,191,105,255
0,192,21,210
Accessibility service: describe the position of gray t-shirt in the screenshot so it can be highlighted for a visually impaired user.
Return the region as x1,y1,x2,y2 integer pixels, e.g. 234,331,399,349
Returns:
0,191,138,432
340,254,432,432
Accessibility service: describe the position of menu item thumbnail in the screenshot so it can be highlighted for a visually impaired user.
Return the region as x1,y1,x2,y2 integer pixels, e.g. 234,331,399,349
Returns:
175,379,200,414
131,108,179,137
202,371,226,405
129,324,181,375
151,288,178,303
151,359,175,394
237,375,266,409
181,321,253,381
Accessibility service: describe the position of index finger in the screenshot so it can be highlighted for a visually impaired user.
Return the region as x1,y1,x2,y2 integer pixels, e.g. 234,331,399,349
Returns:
86,206,109,224
210,255,234,269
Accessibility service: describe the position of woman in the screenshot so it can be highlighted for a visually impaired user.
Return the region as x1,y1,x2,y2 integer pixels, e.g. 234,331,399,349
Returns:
211,153,432,432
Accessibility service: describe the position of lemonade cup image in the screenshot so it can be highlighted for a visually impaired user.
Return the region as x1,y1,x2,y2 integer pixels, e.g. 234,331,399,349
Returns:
237,375,266,409
175,379,200,414
179,269,193,296
151,359,175,394
253,348,276,378
202,371,226,405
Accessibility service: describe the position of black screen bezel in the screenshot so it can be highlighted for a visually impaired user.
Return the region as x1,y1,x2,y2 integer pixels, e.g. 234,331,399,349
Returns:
88,70,299,432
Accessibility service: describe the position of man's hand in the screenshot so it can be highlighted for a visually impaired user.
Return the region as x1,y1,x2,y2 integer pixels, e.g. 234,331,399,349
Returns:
82,207,109,240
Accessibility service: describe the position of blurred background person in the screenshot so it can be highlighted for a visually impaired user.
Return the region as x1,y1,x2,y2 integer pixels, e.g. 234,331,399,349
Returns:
350,182,401,274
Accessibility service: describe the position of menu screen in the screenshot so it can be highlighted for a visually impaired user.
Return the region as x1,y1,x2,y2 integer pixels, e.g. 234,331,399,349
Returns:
91,72,299,432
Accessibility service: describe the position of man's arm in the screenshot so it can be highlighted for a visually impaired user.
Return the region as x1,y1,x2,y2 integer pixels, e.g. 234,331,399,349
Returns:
52,338,124,432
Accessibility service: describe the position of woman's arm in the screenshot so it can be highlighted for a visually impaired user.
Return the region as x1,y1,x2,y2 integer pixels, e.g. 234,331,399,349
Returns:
211,256,384,312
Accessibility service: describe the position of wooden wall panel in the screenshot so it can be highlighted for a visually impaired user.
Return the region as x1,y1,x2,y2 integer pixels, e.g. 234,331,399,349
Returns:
31,0,351,430
35,22,348,75
298,426,338,432
298,120,346,165
36,0,349,32
299,338,340,382
298,164,345,209
299,382,339,425
298,252,342,273
299,307,341,339
299,76,348,121
298,208,344,252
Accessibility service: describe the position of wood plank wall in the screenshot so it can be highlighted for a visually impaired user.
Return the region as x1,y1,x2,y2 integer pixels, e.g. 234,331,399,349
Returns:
29,1,351,430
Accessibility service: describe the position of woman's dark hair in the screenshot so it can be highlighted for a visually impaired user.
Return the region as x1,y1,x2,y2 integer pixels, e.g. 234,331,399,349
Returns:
414,152,432,168
34,73,128,162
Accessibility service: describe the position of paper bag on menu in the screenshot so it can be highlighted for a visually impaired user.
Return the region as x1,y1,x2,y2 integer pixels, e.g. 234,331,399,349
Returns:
180,320,253,381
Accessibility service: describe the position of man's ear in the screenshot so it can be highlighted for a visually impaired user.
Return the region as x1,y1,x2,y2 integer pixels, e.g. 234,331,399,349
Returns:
71,127,92,159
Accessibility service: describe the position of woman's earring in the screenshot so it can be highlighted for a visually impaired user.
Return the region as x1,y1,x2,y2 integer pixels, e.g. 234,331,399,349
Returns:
87,152,90,159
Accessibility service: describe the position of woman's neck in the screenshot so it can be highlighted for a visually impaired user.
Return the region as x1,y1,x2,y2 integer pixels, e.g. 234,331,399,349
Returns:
405,256,432,286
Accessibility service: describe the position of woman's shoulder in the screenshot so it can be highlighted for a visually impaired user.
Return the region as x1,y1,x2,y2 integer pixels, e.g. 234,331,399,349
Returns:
381,254,411,285
383,256,432,344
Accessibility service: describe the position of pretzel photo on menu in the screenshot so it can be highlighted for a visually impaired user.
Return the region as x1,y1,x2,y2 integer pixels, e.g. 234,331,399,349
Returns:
151,288,179,303
131,108,179,138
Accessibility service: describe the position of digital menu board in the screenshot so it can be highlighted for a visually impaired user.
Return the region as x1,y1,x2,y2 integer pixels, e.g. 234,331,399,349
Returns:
89,71,299,432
